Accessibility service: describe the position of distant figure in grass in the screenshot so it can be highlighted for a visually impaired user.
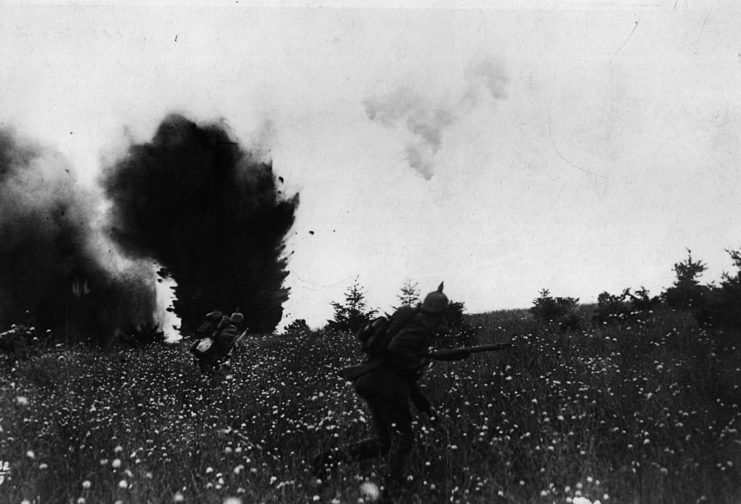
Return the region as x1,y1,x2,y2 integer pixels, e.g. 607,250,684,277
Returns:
0,324,37,367
312,282,449,503
190,311,247,376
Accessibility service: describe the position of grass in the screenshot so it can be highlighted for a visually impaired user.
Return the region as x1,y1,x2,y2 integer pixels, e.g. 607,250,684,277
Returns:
0,308,739,504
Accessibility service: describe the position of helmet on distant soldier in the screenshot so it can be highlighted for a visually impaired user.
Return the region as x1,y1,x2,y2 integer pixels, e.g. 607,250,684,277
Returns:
230,312,245,327
420,282,449,314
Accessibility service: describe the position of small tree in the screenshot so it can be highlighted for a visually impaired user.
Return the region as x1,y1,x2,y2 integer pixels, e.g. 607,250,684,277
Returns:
530,289,581,332
662,249,708,310
282,318,311,336
436,299,477,347
326,277,378,333
593,289,631,325
696,248,741,328
395,280,420,309
593,287,661,326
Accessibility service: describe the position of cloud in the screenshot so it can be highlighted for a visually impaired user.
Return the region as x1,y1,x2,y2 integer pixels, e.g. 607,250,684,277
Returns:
363,56,509,179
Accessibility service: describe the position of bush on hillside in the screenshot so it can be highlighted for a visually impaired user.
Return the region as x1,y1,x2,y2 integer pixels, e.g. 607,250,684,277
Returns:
530,289,582,332
435,300,477,347
117,322,166,347
695,248,741,328
593,287,661,326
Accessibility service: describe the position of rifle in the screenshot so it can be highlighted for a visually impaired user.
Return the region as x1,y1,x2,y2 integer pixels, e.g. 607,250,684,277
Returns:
339,342,513,381
425,342,513,361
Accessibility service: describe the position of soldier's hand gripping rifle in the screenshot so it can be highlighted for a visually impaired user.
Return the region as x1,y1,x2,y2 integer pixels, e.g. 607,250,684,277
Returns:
339,342,513,381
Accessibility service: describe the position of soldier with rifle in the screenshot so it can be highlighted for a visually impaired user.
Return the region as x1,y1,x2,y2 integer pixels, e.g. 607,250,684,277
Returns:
312,282,512,503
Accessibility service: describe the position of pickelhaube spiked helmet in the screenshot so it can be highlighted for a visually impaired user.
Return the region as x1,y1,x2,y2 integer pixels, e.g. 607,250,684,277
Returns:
420,282,449,314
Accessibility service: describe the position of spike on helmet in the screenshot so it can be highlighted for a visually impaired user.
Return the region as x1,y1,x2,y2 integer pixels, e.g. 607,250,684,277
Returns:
421,282,448,314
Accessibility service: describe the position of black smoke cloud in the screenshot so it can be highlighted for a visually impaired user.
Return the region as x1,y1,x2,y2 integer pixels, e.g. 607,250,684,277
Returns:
0,129,157,341
102,114,299,333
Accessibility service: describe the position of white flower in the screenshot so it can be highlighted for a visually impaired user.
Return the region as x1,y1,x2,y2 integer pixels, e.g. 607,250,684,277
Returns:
223,498,243,504
360,482,380,500
15,396,29,406
112,458,122,468
82,480,92,489
118,479,128,489
173,491,185,502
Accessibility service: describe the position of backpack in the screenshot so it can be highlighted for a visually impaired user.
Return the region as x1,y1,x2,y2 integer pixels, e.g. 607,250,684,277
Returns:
195,311,225,340
356,305,418,358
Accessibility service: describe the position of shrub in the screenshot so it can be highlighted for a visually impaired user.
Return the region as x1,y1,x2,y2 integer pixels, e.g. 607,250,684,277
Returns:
530,289,582,332
696,248,741,328
282,318,311,336
117,322,166,347
436,300,477,347
593,287,661,326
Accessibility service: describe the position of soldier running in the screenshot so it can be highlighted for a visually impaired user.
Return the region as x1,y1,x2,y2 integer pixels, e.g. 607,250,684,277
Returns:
312,282,449,503
190,311,247,375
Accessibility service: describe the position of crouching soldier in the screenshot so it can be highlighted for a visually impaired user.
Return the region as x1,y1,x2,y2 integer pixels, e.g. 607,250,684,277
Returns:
190,311,247,376
312,283,449,503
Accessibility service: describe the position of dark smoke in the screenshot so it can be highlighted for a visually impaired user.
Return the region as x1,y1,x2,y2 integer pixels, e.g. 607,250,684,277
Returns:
0,129,157,342
102,114,299,333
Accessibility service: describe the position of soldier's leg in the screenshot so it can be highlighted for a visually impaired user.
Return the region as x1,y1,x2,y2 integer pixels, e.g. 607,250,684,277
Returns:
344,400,391,460
375,398,414,502
311,397,390,478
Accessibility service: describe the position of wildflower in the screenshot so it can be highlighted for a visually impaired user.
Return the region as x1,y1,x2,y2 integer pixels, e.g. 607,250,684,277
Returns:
39,463,48,470
112,458,122,468
15,396,29,406
118,479,128,489
26,450,35,459
224,498,243,504
360,482,380,500
82,480,92,489
173,491,185,502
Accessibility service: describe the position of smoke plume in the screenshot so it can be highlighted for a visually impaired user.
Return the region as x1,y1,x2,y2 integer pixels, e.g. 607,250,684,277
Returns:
364,56,509,179
0,129,157,341
102,114,299,333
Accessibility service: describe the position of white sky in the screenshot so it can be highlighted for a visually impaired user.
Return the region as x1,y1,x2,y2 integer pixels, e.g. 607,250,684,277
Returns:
1,1,739,329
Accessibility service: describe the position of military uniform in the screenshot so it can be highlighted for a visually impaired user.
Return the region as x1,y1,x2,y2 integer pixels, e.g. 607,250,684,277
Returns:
313,283,448,503
191,312,245,375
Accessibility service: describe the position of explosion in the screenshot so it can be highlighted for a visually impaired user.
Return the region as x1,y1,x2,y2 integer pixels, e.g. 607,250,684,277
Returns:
102,114,299,334
0,114,298,342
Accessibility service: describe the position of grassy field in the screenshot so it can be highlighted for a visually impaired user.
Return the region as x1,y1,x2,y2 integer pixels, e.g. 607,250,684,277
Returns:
0,308,739,504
